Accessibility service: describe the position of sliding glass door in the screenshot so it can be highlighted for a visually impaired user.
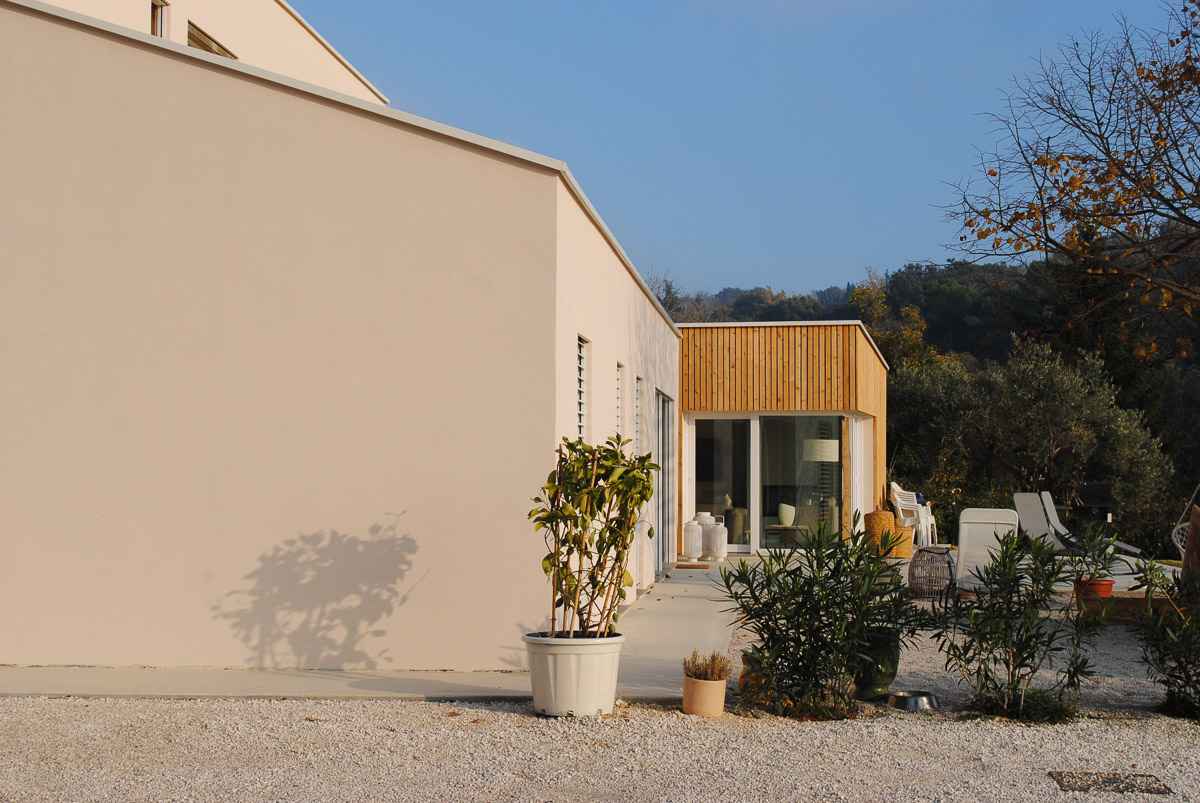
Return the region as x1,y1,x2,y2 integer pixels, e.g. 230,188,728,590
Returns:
693,419,751,552
760,416,842,548
688,413,845,553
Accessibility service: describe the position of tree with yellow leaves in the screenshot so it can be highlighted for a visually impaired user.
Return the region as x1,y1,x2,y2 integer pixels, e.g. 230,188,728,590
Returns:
951,2,1200,355
849,269,941,369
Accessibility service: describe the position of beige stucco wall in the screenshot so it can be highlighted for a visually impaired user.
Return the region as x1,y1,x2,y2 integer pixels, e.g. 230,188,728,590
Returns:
41,0,385,103
554,183,681,591
0,2,559,670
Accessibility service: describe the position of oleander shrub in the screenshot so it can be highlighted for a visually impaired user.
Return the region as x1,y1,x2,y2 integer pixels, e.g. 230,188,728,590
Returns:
720,521,920,720
930,531,1107,722
1131,564,1200,718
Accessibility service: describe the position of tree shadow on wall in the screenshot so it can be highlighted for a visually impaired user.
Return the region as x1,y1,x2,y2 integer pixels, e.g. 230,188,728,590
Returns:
213,512,424,669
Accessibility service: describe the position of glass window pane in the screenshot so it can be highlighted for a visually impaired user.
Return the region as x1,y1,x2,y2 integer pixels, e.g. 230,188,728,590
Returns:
694,419,750,546
760,416,842,548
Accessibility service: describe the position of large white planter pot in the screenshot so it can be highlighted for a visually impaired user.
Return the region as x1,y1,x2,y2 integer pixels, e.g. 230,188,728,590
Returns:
523,632,626,716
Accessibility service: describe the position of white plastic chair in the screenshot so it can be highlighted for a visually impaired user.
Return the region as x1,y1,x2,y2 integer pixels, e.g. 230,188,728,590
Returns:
890,482,938,546
954,508,1020,592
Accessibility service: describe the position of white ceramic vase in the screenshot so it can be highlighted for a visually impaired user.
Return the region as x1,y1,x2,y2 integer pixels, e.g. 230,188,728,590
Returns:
707,516,728,561
778,503,796,527
682,517,704,559
695,511,716,549
523,632,626,717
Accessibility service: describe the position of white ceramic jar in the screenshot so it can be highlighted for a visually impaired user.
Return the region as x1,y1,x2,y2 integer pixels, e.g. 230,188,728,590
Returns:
708,516,729,561
695,511,716,553
682,517,704,559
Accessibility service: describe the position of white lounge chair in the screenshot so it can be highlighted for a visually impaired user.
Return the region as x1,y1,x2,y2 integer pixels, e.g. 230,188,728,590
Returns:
954,508,1020,592
890,482,938,546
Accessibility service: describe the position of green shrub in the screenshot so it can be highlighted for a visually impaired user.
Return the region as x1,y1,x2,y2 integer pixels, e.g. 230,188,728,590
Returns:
1131,564,1200,718
930,530,1106,722
719,522,920,720
528,435,658,638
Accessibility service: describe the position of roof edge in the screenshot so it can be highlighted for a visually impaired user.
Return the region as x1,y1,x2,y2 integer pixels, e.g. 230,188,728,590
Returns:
5,0,679,338
557,170,681,339
3,0,566,173
271,0,389,105
678,320,890,371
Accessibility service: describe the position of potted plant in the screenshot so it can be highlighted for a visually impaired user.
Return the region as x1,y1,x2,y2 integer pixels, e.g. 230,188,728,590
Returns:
853,530,920,702
721,519,920,719
525,435,658,716
1071,528,1124,607
681,650,731,717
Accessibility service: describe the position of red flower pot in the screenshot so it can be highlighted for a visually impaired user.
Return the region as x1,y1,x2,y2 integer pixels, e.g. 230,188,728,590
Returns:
1073,578,1115,608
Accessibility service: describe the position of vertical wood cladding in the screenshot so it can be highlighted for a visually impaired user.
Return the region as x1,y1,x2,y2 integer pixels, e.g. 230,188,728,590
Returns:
681,324,886,418
680,323,889,510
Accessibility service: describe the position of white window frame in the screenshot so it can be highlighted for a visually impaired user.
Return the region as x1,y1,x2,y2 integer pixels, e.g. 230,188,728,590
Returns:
684,411,856,554
654,389,676,575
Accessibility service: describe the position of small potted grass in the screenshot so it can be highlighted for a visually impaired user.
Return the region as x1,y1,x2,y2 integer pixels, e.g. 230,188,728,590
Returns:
681,650,731,717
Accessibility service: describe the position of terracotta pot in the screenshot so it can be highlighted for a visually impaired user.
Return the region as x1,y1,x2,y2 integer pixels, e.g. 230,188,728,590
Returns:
1073,578,1116,605
738,654,766,705
682,676,726,717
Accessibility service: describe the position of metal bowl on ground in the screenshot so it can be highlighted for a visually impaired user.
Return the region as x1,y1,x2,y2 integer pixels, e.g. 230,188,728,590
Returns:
888,691,938,711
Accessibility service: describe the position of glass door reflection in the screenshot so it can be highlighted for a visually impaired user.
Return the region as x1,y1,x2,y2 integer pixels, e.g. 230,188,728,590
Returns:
693,419,751,550
760,416,842,548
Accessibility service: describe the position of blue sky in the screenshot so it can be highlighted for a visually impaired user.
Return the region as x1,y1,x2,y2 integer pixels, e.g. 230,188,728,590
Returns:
294,1,1165,296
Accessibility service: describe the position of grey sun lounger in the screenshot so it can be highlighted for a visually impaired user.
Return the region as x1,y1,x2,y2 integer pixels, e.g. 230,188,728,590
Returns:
1013,491,1140,574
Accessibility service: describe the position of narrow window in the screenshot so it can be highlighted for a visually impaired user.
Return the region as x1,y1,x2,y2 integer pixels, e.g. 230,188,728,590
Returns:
615,362,624,438
187,22,237,59
576,336,588,440
150,0,167,37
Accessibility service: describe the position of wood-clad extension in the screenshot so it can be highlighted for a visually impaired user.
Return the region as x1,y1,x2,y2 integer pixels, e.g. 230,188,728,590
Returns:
680,322,889,513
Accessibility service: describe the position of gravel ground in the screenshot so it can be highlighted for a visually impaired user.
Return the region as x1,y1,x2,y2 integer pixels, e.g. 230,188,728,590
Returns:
1,695,1197,802
2,620,1198,802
